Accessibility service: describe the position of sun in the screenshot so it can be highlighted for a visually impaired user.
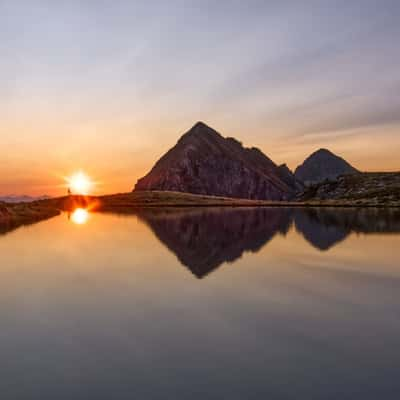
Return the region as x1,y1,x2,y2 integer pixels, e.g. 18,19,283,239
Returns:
67,171,93,195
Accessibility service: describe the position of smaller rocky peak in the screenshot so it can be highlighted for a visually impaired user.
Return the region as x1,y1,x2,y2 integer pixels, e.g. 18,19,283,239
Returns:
226,137,243,147
278,163,290,172
295,148,359,185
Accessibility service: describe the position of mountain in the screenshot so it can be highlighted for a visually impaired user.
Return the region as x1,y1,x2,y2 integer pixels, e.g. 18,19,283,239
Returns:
0,195,51,203
295,148,358,185
135,122,297,200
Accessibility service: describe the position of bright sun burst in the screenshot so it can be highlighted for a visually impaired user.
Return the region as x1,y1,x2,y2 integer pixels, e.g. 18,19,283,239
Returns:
67,171,93,195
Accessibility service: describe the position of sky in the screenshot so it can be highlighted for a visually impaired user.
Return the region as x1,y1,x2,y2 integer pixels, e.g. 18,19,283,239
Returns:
1,0,399,195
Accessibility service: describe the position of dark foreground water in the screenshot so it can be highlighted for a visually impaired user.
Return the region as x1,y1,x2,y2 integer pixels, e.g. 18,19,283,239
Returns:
0,207,399,399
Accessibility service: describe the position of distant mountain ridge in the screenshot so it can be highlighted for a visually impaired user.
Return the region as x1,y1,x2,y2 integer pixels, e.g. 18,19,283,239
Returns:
135,122,299,200
0,195,51,203
295,148,358,185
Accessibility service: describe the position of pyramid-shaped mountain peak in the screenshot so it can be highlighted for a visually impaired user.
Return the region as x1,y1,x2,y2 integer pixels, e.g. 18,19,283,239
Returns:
135,122,299,200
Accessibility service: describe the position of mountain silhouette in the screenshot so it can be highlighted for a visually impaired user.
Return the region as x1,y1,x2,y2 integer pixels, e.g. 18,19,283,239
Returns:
295,148,359,185
135,122,298,200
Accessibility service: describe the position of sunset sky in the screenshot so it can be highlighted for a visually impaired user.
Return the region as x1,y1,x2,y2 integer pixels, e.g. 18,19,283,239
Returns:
1,0,399,196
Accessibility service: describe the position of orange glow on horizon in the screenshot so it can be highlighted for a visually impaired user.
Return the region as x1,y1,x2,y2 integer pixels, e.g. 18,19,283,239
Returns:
1,121,399,198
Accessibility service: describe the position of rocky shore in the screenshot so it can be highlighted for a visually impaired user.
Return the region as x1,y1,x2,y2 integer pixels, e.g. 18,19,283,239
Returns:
0,201,60,235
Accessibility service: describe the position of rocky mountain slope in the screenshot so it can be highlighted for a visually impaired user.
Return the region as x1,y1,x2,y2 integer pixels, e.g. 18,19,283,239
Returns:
295,148,358,185
135,122,299,200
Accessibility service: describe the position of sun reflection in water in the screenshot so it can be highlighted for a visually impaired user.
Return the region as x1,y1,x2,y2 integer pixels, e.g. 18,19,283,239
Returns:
70,208,89,225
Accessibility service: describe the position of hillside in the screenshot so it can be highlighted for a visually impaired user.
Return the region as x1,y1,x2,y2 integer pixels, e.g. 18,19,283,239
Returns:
298,172,400,206
55,191,294,212
0,201,60,235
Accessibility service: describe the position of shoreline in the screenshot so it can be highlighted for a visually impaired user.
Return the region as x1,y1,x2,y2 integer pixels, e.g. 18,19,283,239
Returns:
1,189,399,228
54,190,400,211
0,202,60,234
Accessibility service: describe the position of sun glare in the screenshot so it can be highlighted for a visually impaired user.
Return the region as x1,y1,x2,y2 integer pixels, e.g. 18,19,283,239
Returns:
67,171,93,195
71,208,89,225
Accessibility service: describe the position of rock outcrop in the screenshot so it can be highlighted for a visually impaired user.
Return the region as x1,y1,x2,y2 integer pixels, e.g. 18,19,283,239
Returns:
298,172,400,206
135,122,297,200
277,163,304,192
295,148,358,185
0,203,12,221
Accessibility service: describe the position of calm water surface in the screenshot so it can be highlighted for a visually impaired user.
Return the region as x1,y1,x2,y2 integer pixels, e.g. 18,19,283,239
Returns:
1,207,399,399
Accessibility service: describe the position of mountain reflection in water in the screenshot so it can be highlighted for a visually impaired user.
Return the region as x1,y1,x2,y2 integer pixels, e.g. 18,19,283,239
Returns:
2,206,400,279
136,207,400,278
137,208,292,278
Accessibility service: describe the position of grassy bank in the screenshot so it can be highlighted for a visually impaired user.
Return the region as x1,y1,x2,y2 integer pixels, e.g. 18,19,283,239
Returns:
55,189,400,212
0,201,60,235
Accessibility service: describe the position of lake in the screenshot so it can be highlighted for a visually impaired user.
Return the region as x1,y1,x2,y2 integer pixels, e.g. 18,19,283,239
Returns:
0,207,399,399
